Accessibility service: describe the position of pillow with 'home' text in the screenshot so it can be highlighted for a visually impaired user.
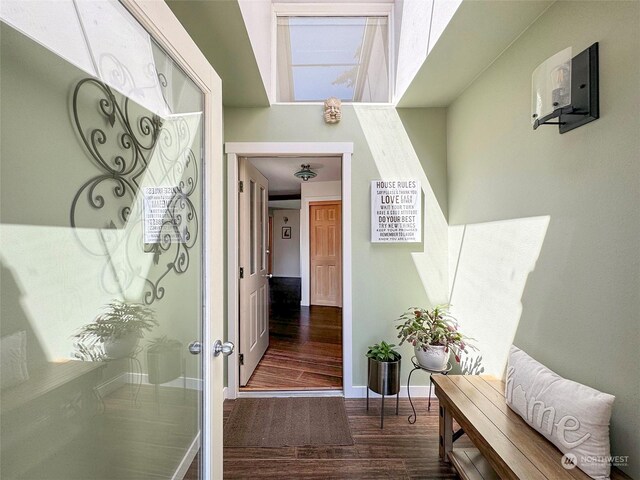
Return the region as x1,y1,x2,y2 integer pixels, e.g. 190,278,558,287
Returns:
506,346,615,480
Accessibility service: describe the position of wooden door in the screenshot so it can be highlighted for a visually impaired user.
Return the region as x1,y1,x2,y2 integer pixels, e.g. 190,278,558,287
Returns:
310,201,342,307
239,158,269,386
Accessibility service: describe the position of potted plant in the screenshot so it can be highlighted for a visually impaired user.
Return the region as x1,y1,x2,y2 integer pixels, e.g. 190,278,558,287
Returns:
396,305,474,371
366,341,402,397
73,300,158,360
147,336,182,384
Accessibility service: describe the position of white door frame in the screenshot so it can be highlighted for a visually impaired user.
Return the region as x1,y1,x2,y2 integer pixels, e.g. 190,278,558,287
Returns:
225,142,353,399
110,1,224,478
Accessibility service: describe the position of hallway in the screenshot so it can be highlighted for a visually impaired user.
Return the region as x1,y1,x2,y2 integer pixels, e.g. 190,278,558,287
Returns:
242,305,342,391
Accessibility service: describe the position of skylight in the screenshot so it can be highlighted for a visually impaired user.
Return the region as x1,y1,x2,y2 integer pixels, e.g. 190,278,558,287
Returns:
277,16,389,103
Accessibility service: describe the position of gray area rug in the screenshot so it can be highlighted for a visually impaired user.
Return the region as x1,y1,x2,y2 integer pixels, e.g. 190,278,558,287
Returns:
224,397,354,447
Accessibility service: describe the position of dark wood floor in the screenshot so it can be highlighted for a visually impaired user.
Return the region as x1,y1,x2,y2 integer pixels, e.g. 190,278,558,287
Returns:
222,397,471,479
242,305,342,390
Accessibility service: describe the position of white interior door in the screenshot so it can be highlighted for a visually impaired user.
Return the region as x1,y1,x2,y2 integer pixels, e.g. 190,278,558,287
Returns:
239,158,270,386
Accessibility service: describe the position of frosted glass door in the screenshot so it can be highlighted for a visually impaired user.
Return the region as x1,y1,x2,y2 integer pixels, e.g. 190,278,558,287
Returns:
0,2,205,478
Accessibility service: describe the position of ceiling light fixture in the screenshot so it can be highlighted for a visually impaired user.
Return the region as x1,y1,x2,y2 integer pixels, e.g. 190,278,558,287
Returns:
294,164,317,182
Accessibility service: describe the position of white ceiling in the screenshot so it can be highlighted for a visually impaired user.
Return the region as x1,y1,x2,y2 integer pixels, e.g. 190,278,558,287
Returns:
398,0,554,107
248,156,341,195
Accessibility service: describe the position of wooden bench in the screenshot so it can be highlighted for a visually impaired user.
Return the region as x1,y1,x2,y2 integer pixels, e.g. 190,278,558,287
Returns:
1,361,105,478
432,375,630,480
1,360,104,413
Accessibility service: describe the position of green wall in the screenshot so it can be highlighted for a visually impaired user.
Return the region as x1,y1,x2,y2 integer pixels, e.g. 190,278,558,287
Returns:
446,1,640,476
224,105,450,387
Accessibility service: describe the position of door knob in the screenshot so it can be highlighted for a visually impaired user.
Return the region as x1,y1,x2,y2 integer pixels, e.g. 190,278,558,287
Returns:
213,340,235,357
263,273,273,279
188,341,202,355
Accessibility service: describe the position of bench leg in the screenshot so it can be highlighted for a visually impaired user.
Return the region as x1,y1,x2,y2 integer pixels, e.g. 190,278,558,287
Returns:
439,404,453,462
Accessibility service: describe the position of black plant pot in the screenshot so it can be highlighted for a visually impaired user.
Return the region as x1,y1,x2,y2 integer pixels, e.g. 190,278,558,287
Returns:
147,343,182,385
367,356,401,395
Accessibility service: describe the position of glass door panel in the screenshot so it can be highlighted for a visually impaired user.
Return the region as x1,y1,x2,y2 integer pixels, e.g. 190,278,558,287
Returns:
0,2,204,478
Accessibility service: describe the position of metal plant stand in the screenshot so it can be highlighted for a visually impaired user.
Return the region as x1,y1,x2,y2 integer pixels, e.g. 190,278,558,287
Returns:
407,357,452,424
366,359,400,429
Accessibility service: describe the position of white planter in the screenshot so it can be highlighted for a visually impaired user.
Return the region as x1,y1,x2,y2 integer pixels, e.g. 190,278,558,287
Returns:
415,345,449,371
104,333,139,359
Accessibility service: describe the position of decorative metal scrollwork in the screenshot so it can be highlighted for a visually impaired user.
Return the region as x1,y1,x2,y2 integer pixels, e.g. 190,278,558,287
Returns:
70,76,200,305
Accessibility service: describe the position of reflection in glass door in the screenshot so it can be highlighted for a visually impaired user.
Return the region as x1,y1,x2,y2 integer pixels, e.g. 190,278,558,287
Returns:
1,1,205,478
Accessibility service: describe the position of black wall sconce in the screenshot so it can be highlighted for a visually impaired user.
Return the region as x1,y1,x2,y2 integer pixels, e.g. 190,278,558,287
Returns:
532,42,599,134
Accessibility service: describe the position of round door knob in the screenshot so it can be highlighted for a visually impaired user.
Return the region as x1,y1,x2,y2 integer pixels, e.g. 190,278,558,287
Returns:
188,341,202,355
213,340,234,357
263,273,273,279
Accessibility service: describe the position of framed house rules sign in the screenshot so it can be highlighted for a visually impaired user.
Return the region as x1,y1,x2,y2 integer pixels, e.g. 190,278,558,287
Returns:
371,180,422,243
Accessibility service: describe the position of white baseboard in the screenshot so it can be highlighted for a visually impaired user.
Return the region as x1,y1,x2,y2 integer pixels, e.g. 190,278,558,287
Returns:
98,372,203,395
171,432,200,480
125,372,203,390
222,386,228,400
237,389,344,398
227,386,435,399
346,385,435,399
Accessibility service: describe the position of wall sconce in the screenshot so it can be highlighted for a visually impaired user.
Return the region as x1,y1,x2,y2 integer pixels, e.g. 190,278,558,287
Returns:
532,43,599,133
294,164,317,182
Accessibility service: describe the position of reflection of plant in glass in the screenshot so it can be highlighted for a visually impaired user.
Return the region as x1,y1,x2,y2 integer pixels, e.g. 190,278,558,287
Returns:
146,335,183,385
332,45,361,90
147,335,181,352
73,300,157,361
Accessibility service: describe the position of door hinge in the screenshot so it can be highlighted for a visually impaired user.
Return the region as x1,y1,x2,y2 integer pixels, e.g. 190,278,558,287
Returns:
239,180,244,193
239,267,244,279
239,353,244,365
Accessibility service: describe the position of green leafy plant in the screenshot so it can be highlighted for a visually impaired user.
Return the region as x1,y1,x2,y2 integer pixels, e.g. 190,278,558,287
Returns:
366,340,401,362
396,305,475,363
73,300,158,361
147,335,182,353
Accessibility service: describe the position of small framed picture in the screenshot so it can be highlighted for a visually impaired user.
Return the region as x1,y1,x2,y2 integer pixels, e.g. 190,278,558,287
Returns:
282,226,291,239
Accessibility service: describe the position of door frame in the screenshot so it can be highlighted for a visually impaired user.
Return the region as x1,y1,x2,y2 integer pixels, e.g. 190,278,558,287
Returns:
121,2,224,478
225,142,353,399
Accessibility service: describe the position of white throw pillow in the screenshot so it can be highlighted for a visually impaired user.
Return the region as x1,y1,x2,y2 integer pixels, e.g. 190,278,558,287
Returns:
506,346,615,480
1,330,30,389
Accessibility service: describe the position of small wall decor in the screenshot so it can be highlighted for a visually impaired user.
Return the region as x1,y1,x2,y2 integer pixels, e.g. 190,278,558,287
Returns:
323,97,342,124
371,180,422,243
282,226,292,239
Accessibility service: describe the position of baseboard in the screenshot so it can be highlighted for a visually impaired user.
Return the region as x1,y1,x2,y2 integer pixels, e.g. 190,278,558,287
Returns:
125,372,203,390
171,432,200,480
97,372,203,392
237,389,344,398
346,385,435,399
229,386,435,399
222,386,228,400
